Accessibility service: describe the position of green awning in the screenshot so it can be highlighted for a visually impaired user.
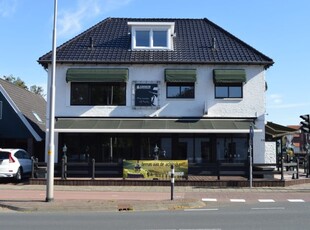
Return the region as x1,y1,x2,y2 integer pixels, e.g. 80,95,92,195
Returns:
165,69,196,82
213,69,246,83
55,118,259,134
66,68,128,82
265,121,298,138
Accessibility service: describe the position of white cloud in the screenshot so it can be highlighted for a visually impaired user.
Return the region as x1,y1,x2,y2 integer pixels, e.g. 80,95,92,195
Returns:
267,102,310,109
57,0,132,39
0,0,18,17
267,93,310,109
269,94,283,104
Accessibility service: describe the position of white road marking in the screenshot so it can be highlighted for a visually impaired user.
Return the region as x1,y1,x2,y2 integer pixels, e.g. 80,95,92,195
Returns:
258,199,275,203
287,199,305,202
251,207,285,210
184,208,219,212
230,199,246,202
202,198,217,202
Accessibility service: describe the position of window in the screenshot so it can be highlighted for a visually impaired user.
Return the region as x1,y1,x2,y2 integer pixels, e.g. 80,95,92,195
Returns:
215,83,242,98
71,82,126,106
216,136,248,162
135,29,168,49
153,31,167,47
136,30,150,47
213,69,246,99
128,22,174,50
32,111,43,123
167,82,194,98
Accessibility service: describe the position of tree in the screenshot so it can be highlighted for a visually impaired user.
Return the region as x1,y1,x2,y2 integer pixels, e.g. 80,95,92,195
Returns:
3,75,28,90
30,85,44,96
2,75,45,97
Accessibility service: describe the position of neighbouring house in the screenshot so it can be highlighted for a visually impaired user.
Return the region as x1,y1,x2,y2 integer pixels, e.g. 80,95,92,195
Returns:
0,78,46,160
38,17,274,176
287,125,308,153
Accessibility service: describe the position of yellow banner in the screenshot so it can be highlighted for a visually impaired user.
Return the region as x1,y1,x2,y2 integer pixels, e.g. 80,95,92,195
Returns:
123,160,188,179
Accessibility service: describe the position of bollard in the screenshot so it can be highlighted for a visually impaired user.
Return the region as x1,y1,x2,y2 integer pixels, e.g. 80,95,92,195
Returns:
171,164,174,200
296,158,299,179
281,157,284,181
61,155,67,180
92,158,95,180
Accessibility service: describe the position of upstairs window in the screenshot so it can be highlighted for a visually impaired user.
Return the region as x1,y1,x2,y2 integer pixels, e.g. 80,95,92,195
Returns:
167,82,194,98
71,82,126,106
66,68,128,106
128,22,175,50
136,31,150,47
215,83,243,99
213,69,246,99
165,69,196,99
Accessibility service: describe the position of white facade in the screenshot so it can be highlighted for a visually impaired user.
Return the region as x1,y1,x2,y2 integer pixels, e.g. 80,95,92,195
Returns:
46,64,267,163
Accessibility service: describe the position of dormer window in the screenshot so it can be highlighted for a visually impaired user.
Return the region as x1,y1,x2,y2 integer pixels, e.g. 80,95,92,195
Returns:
128,22,175,50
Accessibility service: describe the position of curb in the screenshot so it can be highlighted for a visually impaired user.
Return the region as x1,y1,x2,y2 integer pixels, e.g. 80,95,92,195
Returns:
0,203,37,212
0,199,205,213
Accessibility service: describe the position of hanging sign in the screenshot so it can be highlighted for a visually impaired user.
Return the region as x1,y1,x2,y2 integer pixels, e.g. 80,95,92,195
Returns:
134,83,159,107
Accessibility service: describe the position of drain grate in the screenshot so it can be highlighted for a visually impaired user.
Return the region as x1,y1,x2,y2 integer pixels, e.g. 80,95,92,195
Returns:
118,204,133,211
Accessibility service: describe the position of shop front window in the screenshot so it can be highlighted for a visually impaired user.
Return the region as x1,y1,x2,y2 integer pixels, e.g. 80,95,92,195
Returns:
216,136,248,162
140,137,172,160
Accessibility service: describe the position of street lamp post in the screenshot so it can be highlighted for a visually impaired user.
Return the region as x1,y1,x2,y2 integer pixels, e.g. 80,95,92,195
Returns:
46,0,58,202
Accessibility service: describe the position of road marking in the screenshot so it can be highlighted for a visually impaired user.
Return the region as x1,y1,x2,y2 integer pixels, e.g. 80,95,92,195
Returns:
258,199,275,203
202,198,217,202
184,208,219,212
230,199,246,202
180,229,222,230
287,199,305,202
251,207,285,210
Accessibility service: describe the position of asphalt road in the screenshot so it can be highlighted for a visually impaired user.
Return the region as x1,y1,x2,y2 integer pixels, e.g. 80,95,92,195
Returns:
1,202,309,230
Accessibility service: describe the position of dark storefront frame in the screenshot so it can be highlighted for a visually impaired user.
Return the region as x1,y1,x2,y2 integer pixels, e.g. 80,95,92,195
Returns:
58,132,249,165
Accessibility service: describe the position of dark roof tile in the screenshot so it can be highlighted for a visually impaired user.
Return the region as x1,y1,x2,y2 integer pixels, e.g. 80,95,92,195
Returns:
38,17,273,68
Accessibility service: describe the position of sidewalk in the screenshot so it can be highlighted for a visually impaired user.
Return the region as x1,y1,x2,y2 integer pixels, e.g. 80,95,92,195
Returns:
1,182,310,213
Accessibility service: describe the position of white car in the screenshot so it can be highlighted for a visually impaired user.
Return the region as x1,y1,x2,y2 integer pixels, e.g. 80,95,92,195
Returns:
0,148,33,181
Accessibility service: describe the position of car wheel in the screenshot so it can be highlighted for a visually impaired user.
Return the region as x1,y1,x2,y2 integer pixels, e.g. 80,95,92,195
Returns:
15,167,23,181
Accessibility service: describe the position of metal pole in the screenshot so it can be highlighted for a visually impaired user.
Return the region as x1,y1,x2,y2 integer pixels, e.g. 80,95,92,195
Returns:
249,124,254,188
170,164,174,200
281,157,284,181
92,158,95,180
46,0,57,202
307,153,310,178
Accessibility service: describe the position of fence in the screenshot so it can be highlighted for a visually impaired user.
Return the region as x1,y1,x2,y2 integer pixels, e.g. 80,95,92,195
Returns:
31,157,301,181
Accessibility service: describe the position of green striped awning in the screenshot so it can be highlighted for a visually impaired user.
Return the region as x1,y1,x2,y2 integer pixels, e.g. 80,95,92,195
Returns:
66,68,128,82
213,69,246,83
165,69,196,82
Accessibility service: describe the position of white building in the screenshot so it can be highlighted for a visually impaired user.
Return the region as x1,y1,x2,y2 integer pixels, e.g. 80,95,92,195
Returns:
38,18,273,176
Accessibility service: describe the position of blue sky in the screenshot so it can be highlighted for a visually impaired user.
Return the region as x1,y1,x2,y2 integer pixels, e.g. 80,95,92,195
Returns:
0,0,309,126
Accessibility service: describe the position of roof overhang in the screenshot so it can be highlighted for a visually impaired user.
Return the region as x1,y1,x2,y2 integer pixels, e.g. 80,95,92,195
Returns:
55,118,261,134
265,121,298,138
